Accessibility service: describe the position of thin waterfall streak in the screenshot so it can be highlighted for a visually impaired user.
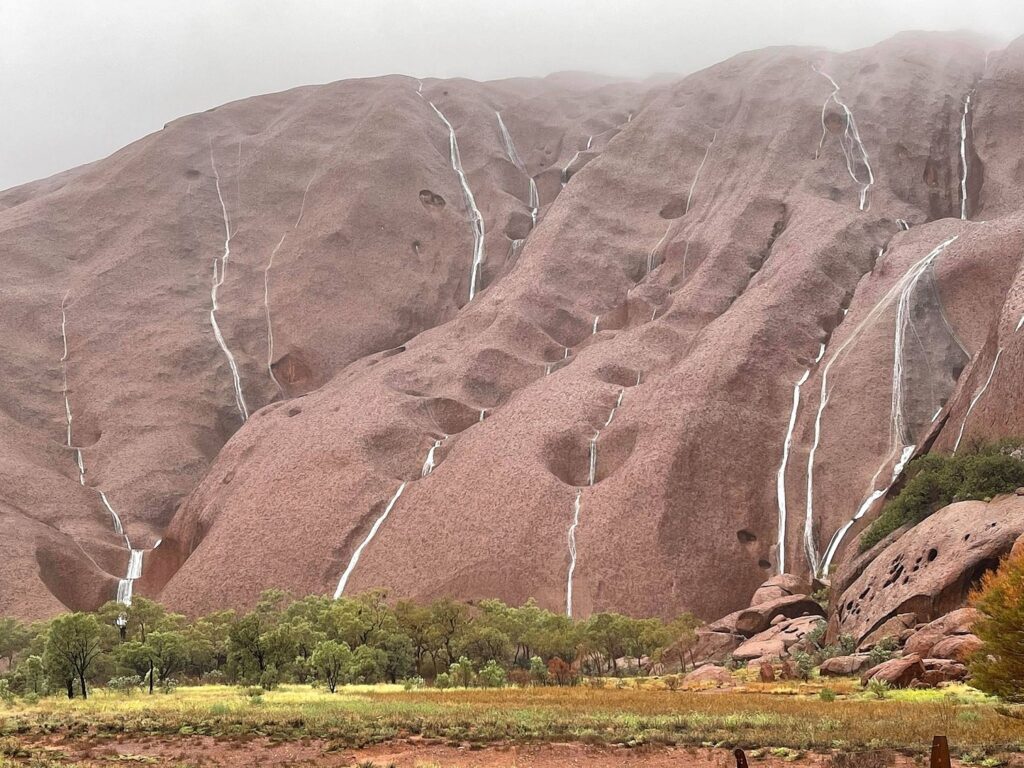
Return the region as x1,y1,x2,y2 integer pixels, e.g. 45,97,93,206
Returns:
429,102,485,300
588,432,598,486
334,481,408,598
592,315,599,334
685,132,717,214
566,490,582,617
496,111,539,227
421,438,445,477
814,236,959,574
960,93,972,220
775,343,821,575
264,233,288,393
60,293,73,448
209,144,249,420
814,67,874,210
100,492,124,537
953,349,1003,454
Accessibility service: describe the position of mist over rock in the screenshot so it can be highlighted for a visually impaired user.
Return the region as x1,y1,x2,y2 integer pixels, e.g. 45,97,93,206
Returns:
4,31,1024,623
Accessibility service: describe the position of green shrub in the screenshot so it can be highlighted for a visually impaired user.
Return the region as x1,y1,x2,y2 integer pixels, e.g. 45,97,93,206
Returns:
478,660,507,688
107,676,141,695
434,672,451,689
0,680,12,705
528,656,548,686
401,676,425,690
819,687,837,702
867,637,898,667
860,443,1024,551
867,678,891,699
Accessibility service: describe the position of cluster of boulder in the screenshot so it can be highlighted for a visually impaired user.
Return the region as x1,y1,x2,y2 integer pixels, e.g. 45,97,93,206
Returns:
684,575,983,689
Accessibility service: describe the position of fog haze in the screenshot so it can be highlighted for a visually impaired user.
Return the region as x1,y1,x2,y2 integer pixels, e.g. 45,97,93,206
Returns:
2,0,1022,189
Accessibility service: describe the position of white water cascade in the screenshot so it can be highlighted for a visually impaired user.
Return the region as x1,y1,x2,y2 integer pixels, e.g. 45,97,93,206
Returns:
265,175,315,393
496,111,539,227
775,342,826,575
428,102,486,300
953,349,1003,454
561,136,592,185
896,219,910,231
566,490,583,617
421,437,446,477
592,315,600,334
960,93,973,221
334,482,407,598
566,389,625,616
208,144,250,420
812,236,959,574
647,131,717,276
814,67,874,211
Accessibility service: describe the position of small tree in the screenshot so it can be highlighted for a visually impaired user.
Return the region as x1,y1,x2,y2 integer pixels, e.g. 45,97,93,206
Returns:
970,551,1024,699
44,613,107,699
311,640,352,693
478,659,507,688
449,656,475,688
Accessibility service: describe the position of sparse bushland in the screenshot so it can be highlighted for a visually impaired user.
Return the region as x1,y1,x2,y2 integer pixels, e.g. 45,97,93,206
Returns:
0,592,700,703
859,440,1024,552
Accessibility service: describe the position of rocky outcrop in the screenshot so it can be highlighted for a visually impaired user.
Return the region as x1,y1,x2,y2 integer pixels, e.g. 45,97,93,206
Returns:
904,608,980,657
861,655,927,688
8,30,1024,625
682,664,734,687
750,574,811,606
835,496,1024,645
857,613,917,651
734,615,825,660
820,654,873,676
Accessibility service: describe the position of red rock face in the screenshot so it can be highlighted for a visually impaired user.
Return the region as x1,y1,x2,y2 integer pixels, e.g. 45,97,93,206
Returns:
3,32,1024,622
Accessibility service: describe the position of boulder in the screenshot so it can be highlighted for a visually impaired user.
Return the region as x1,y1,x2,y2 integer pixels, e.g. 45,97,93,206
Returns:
904,608,981,656
921,658,969,686
733,616,825,660
750,574,811,606
689,629,744,665
820,654,873,676
759,662,776,682
857,613,918,651
682,665,734,687
734,595,825,637
834,496,1024,645
779,660,801,680
861,654,926,688
930,634,983,662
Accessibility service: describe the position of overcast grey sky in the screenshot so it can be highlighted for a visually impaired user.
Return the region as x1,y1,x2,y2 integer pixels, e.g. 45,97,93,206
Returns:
2,0,1022,190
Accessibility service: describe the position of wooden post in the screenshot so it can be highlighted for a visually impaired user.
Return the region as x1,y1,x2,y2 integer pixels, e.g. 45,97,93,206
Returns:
931,735,951,768
734,748,748,768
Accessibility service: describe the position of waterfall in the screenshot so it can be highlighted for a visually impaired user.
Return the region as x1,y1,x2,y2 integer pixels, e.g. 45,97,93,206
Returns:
588,432,598,486
953,349,1003,454
208,144,249,420
421,438,445,477
479,409,486,422
560,136,592,185
335,481,408,598
566,490,582,617
812,236,959,574
814,67,874,211
265,174,317,393
496,111,539,227
775,343,826,574
960,93,973,220
428,103,485,301
896,219,910,231
592,315,599,334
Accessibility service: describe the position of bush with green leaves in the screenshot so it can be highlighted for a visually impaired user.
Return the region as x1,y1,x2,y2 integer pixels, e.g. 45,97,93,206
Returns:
0,679,13,705
819,687,837,702
433,672,452,689
107,676,141,695
860,442,1024,551
867,678,891,699
867,637,898,667
449,656,475,687
478,659,507,688
528,655,548,685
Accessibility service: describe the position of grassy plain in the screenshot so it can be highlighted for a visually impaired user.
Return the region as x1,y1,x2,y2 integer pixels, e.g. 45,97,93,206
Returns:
2,679,1023,766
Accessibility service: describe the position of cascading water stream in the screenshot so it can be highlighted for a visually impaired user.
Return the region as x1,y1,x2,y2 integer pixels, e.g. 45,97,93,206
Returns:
335,432,451,598
496,111,539,227
566,490,582,617
265,175,315,393
428,102,485,300
775,342,826,574
565,389,625,616
960,92,973,221
814,67,874,211
953,349,1003,454
811,236,959,574
208,144,249,420
561,136,592,186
